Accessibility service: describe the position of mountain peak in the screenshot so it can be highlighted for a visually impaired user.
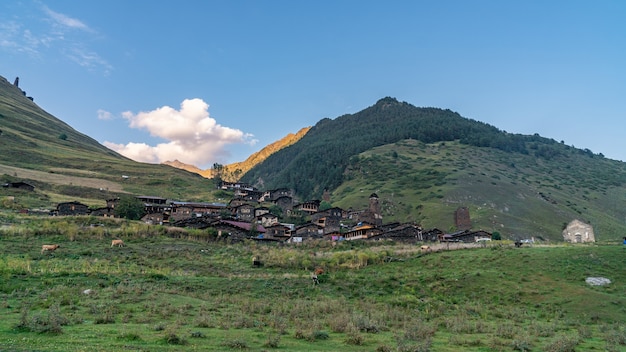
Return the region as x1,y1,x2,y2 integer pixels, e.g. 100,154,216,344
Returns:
375,96,401,106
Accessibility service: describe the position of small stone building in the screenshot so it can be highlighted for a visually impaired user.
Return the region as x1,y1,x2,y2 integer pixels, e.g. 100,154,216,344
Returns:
562,219,595,243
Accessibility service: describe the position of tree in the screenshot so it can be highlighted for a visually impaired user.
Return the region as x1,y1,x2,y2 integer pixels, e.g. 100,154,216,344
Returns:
491,231,502,241
114,195,145,220
212,163,224,182
319,200,332,211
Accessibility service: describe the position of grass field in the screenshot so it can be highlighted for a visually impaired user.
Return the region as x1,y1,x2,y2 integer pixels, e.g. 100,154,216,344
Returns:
0,216,625,351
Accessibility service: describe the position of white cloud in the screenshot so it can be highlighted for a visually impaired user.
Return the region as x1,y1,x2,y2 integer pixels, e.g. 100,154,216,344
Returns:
97,109,113,120
65,46,113,75
42,5,90,31
0,5,111,74
104,98,254,168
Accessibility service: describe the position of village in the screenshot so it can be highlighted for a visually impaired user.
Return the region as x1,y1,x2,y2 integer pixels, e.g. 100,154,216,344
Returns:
5,179,491,245
5,179,595,245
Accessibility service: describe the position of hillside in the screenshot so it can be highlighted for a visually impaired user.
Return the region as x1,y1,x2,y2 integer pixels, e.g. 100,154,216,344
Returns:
334,139,626,241
163,126,311,181
242,97,626,241
0,75,218,208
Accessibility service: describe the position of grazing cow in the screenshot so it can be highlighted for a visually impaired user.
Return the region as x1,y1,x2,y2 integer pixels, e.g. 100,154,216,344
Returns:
420,245,431,252
314,267,325,276
111,239,124,247
311,272,320,285
252,256,263,267
41,244,60,254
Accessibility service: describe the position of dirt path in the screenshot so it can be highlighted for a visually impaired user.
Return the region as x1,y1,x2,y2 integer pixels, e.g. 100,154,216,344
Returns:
0,164,124,192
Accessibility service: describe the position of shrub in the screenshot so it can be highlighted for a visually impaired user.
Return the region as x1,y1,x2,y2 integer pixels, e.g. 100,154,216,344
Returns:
117,332,142,341
221,337,248,349
544,334,579,352
313,330,330,340
263,333,281,348
345,325,365,345
15,304,68,334
163,333,188,345
327,313,350,333
376,345,392,352
194,313,216,328
190,331,205,338
511,336,533,351
603,324,626,350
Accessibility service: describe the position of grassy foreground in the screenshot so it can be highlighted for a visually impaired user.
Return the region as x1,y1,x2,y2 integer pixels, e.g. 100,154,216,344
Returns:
0,217,625,351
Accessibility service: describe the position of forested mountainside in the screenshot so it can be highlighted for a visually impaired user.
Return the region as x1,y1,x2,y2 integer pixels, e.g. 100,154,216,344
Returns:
241,97,619,200
241,97,626,241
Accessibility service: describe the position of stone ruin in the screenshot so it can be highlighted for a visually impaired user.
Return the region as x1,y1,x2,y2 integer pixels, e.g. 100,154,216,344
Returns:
562,219,595,243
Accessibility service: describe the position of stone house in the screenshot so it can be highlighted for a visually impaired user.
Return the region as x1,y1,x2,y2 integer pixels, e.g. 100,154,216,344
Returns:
294,200,321,215
440,229,493,243
311,207,344,234
264,224,292,240
233,204,256,221
56,201,89,216
260,188,293,202
294,223,324,240
169,204,194,222
273,196,293,215
254,207,271,217
258,213,279,227
344,223,382,241
213,220,266,243
142,212,167,225
562,219,595,243
169,201,226,222
137,196,170,214
90,207,115,218
368,223,423,243
2,181,35,192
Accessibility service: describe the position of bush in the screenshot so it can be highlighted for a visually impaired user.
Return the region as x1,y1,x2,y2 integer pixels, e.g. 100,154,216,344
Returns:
221,337,248,349
263,333,281,348
190,331,205,338
345,325,365,345
544,334,579,352
15,304,68,334
163,333,187,345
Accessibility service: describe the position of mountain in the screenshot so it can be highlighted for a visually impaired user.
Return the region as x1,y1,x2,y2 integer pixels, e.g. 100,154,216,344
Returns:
163,126,311,181
0,75,217,207
241,97,626,241
3,75,625,242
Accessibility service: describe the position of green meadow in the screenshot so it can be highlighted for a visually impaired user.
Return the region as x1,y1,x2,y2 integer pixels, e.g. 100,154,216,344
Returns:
0,216,625,351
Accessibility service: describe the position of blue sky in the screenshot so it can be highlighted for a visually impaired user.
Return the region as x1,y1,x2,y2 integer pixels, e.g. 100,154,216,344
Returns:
1,1,625,169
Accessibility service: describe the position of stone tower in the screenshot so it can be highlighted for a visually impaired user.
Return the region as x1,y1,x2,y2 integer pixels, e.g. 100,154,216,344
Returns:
358,193,382,226
454,207,471,230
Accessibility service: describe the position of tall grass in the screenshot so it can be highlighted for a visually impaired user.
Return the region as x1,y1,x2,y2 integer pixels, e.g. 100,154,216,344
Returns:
0,220,624,351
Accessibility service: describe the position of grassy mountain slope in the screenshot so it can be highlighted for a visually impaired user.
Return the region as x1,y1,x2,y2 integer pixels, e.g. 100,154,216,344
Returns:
0,75,217,208
334,139,626,241
242,98,626,241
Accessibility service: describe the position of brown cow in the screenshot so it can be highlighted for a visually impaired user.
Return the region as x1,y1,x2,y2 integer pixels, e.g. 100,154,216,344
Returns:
314,267,325,276
111,239,125,247
41,244,60,254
